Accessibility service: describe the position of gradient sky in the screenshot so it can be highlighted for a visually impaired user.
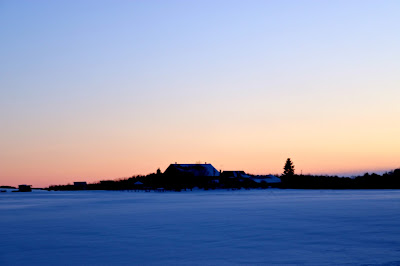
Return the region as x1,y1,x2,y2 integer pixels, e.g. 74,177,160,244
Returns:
1,0,399,187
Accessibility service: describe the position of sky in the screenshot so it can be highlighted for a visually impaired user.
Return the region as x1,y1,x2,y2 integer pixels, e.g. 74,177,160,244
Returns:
1,0,399,187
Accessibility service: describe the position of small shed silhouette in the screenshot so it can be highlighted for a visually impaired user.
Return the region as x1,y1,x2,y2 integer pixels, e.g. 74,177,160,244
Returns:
18,185,32,192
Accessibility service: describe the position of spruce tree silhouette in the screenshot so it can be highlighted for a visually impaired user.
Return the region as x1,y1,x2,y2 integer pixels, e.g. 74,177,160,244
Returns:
283,158,295,177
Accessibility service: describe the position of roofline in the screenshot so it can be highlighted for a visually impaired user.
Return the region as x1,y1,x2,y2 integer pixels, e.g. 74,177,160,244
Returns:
170,163,213,165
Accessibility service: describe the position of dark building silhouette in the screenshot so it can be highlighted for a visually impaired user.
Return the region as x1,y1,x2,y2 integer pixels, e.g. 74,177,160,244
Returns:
18,185,32,192
164,163,220,177
250,175,281,184
221,171,251,178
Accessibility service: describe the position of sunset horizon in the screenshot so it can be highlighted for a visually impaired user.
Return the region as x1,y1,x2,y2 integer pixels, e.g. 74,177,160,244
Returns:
1,1,399,188
2,159,399,188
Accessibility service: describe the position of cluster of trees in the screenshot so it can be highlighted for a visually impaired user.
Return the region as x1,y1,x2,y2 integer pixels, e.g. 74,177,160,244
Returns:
48,170,277,192
280,158,400,189
0,186,16,189
48,158,400,191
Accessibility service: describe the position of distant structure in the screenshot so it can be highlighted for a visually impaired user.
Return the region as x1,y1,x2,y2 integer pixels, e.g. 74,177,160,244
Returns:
164,163,220,177
73,182,87,190
250,175,281,184
18,185,32,192
221,171,252,179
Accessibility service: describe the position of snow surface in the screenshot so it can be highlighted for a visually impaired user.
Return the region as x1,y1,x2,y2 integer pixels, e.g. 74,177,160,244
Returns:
1,189,400,265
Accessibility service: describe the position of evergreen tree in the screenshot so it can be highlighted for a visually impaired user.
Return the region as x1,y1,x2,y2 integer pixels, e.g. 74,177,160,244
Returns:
283,158,295,176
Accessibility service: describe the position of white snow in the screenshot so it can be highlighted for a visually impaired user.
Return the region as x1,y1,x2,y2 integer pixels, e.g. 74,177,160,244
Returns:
1,189,400,265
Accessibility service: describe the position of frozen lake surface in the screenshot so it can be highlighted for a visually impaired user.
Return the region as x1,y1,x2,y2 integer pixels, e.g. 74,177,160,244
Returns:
1,189,400,265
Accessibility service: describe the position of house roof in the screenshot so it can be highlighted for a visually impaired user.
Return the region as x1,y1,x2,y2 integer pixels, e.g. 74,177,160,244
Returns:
222,171,252,178
165,164,220,177
251,175,281,183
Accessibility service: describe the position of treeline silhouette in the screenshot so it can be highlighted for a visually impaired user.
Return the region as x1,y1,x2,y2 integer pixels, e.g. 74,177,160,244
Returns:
47,168,400,191
0,186,16,189
48,172,272,191
281,170,400,189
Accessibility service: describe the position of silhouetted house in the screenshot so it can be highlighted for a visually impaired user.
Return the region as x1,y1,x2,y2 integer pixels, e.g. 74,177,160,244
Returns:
18,185,32,192
74,182,87,190
210,179,220,184
251,175,281,184
164,163,220,177
221,171,252,179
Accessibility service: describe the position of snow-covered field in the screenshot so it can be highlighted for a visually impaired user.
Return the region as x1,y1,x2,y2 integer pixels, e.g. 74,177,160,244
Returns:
1,189,400,265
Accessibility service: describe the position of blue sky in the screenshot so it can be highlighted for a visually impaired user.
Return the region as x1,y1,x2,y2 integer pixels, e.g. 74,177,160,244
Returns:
1,1,399,186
